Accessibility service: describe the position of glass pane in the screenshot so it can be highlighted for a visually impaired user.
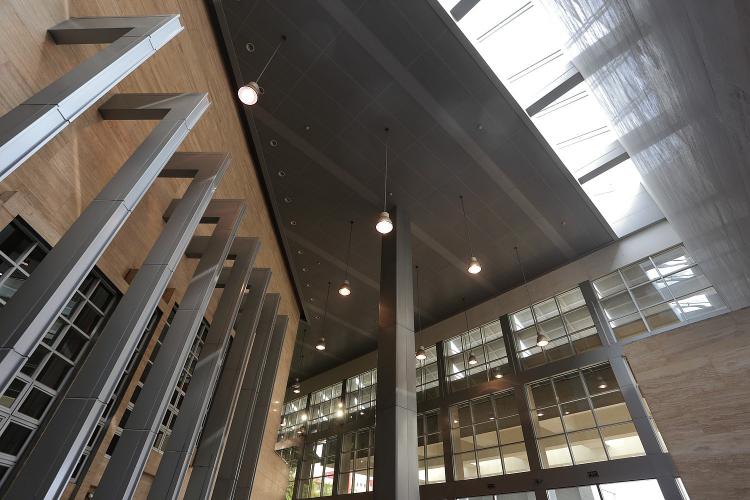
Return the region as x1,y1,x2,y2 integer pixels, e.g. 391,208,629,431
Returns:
514,326,538,352
90,285,114,311
492,392,517,419
501,442,530,473
557,288,586,312
61,293,83,318
73,304,102,334
17,388,53,419
583,365,619,396
538,434,572,468
611,313,648,339
497,415,524,444
0,270,26,301
533,406,563,437
553,372,586,403
563,307,594,333
601,422,645,459
454,451,478,480
593,272,626,298
425,457,445,483
58,329,88,360
600,479,665,499
0,225,32,261
631,279,671,309
538,317,565,340
38,354,73,389
452,427,475,453
0,422,32,456
474,422,498,449
600,291,638,321
620,259,658,287
0,378,26,408
472,398,494,423
528,380,556,409
545,336,574,362
533,298,559,322
476,447,502,476
510,308,533,331
673,287,726,322
568,428,606,464
547,485,602,500
561,399,595,431
664,266,710,298
652,246,693,277
484,338,507,361
642,302,681,331
591,391,631,426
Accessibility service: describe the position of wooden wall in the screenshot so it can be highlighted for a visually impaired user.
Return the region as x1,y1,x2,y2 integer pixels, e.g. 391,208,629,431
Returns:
0,0,297,498
625,307,750,500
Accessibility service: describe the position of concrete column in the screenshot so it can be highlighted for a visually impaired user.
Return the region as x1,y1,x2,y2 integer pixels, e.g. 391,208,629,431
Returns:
234,315,290,500
183,270,272,500
3,153,229,499
0,92,209,395
148,238,260,500
211,294,281,499
374,206,419,500
95,200,245,499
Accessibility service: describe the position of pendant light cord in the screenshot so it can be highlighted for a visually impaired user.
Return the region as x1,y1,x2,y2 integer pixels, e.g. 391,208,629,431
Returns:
459,195,473,256
257,35,286,84
344,221,354,280
514,246,540,330
382,128,389,211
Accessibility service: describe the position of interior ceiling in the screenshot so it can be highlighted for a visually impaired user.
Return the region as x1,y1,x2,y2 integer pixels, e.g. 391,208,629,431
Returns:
214,0,615,380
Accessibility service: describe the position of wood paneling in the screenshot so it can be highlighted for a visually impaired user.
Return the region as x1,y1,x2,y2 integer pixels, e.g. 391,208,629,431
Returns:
0,1,298,499
625,308,750,500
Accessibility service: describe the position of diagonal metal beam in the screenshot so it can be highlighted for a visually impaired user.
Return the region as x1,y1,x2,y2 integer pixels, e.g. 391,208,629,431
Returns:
0,15,183,180
0,92,209,397
184,271,272,500
3,152,229,499
578,142,630,184
148,238,260,500
525,64,585,117
95,199,245,499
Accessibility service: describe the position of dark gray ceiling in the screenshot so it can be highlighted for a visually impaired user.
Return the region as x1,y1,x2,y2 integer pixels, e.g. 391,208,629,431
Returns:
213,0,615,380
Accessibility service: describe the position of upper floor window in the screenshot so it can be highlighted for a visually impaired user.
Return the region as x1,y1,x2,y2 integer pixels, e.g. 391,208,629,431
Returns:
593,245,726,340
278,395,309,443
308,382,344,436
444,320,509,392
345,369,376,423
510,287,600,369
416,345,439,402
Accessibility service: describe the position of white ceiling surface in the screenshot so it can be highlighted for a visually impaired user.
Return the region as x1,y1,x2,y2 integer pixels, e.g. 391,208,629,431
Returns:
541,0,750,310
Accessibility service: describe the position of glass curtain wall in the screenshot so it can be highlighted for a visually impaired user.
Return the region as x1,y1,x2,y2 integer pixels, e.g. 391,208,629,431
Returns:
345,369,376,423
417,411,445,484
593,245,726,340
444,320,509,392
416,345,439,402
297,436,337,498
338,427,374,494
510,287,600,369
278,396,309,442
307,382,344,437
527,364,644,468
450,390,530,479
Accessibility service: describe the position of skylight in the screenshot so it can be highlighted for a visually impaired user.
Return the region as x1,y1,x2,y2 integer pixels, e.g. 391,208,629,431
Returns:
441,0,663,237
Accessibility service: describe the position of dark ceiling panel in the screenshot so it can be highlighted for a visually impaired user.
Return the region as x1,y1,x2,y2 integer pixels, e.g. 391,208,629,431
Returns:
214,0,615,380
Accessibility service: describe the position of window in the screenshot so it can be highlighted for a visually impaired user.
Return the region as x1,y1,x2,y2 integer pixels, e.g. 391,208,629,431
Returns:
0,218,119,484
458,494,535,500
308,382,344,436
510,287,600,369
278,396,309,443
444,320,509,392
338,427,374,494
416,345,439,402
277,446,300,500
345,369,376,422
417,411,445,484
527,364,644,468
297,436,337,497
547,479,667,499
450,390,530,480
593,245,726,340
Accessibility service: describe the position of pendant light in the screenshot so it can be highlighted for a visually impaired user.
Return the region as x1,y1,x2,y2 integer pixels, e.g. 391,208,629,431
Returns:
459,195,481,274
463,297,478,365
316,281,332,351
514,246,549,347
339,221,354,296
292,378,301,394
492,367,503,379
375,128,393,235
238,35,286,106
416,346,427,361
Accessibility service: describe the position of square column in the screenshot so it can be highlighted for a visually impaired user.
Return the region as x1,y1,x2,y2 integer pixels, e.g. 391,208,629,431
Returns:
374,206,419,500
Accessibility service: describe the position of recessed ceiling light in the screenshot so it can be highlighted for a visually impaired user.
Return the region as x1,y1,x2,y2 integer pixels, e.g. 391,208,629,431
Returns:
290,220,297,226
297,249,304,255
245,42,255,52
302,267,309,272
277,170,286,177
284,196,292,203
305,283,311,288
305,125,311,131
309,297,314,302
314,315,320,320
270,139,278,147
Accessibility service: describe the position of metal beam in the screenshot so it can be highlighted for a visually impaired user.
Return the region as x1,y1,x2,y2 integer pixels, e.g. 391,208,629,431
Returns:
211,294,281,499
525,65,584,117
578,142,630,184
3,153,229,499
183,270,272,500
0,92,209,396
148,238,260,500
233,315,290,499
0,15,183,180
95,199,245,499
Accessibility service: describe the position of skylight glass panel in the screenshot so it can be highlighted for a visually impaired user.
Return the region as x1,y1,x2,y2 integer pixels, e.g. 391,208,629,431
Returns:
441,0,664,237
